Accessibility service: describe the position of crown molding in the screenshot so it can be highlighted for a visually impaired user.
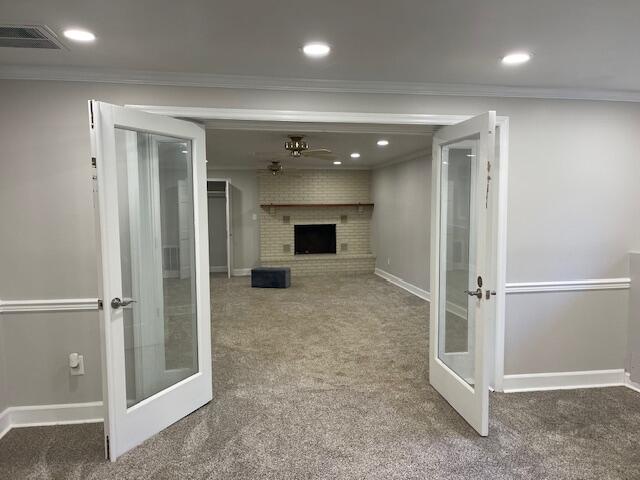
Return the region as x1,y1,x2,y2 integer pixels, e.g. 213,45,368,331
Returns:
129,105,468,126
2,64,640,103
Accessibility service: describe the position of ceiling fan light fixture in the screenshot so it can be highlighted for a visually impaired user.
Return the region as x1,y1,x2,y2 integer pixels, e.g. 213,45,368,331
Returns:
285,135,308,156
268,161,283,175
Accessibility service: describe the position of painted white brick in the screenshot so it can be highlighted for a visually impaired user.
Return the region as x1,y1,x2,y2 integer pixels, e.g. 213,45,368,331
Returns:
258,169,375,274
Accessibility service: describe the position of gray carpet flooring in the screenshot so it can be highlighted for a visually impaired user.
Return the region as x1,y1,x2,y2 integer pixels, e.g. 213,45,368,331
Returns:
1,273,640,479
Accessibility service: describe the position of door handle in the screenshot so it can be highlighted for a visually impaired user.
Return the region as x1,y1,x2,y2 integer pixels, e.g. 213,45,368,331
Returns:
464,288,483,299
110,297,136,309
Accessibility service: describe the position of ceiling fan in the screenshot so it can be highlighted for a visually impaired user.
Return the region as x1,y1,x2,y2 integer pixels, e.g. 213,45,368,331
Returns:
267,160,283,175
283,135,335,159
256,135,336,174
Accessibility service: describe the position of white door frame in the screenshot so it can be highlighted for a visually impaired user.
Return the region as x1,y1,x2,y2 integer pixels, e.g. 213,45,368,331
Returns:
207,177,233,278
127,105,509,392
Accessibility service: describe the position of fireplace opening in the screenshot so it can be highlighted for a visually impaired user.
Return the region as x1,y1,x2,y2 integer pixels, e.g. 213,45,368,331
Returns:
294,224,336,255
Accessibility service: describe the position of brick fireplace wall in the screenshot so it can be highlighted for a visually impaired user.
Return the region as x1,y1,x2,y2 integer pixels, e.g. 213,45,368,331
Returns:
258,170,375,276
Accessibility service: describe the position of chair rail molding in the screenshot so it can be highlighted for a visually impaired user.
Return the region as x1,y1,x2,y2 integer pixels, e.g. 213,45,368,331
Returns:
505,277,631,294
0,298,100,314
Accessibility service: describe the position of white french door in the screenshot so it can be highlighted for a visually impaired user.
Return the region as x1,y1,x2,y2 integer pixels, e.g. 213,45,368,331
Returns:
90,101,212,460
429,111,496,436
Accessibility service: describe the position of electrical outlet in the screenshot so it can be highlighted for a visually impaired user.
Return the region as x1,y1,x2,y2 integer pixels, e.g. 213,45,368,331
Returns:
69,353,85,376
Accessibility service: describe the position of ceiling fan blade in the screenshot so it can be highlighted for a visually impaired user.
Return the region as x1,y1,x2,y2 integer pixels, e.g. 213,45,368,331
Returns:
302,148,333,156
301,153,337,160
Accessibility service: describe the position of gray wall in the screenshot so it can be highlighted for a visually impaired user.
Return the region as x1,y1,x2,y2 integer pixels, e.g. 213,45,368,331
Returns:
371,155,431,291
0,79,639,406
206,170,260,271
2,312,102,406
629,253,640,382
208,195,228,268
506,290,628,374
0,321,7,412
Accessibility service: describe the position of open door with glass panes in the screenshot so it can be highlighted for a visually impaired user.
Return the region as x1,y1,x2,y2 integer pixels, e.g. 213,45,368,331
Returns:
89,101,211,460
429,112,496,436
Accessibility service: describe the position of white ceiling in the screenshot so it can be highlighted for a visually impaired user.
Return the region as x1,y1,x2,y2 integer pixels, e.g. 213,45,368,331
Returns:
1,0,640,95
206,130,432,170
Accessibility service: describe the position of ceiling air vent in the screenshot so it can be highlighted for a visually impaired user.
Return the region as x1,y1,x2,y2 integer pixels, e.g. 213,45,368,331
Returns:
0,25,63,49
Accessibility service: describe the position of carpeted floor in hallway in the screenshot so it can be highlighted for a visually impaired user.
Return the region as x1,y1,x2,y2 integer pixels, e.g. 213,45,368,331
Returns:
1,273,639,479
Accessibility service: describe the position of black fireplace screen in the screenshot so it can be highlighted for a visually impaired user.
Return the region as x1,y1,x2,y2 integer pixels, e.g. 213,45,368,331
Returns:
294,224,336,254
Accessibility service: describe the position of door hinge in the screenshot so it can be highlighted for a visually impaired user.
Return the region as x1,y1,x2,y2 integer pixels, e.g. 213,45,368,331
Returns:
89,101,95,129
91,157,97,168
97,299,103,310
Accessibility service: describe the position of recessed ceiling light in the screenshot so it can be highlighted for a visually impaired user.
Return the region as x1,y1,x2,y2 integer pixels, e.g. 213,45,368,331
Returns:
302,42,331,58
501,51,531,65
63,29,96,42
377,139,389,147
350,152,360,158
333,161,342,165
181,150,188,154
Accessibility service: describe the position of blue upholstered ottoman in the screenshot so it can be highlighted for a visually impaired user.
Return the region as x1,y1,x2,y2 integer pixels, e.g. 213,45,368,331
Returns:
251,267,291,288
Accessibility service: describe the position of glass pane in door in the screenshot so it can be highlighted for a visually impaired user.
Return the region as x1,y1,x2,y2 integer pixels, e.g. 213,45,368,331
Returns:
438,137,478,387
114,128,198,408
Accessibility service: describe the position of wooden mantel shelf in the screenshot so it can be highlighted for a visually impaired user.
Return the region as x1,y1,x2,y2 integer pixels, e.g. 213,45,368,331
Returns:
260,203,374,208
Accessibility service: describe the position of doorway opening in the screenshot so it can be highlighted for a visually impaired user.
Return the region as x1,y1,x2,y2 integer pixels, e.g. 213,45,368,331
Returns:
207,179,232,278
198,113,507,437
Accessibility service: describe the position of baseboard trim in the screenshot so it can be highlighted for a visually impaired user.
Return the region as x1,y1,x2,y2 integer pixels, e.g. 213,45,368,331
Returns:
374,268,431,301
209,266,228,273
0,401,103,440
232,268,251,277
624,372,640,393
445,301,467,320
503,369,626,393
0,408,11,440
